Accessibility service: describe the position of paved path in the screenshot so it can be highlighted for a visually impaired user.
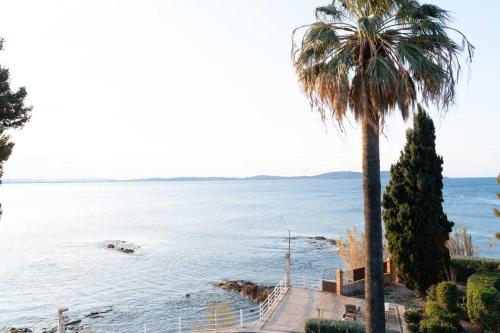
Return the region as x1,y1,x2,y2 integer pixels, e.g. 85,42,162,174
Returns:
261,288,360,332
241,288,405,333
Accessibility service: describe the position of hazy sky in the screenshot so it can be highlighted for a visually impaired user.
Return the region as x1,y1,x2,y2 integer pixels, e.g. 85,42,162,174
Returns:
0,0,497,179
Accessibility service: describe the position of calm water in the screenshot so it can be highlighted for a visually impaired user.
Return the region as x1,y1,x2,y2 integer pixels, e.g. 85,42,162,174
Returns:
0,178,498,332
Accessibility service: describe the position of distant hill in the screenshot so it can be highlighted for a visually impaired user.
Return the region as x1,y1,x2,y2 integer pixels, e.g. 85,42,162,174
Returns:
4,178,114,184
4,171,391,184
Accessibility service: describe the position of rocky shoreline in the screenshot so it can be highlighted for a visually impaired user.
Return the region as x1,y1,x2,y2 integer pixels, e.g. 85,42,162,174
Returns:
215,280,275,303
5,307,112,333
309,236,337,245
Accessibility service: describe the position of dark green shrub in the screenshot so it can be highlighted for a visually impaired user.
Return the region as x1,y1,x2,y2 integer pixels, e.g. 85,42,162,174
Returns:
424,301,443,318
424,300,459,326
439,312,460,327
304,319,365,333
466,272,500,332
450,256,500,282
436,282,458,312
421,319,457,333
404,309,423,324
408,322,420,333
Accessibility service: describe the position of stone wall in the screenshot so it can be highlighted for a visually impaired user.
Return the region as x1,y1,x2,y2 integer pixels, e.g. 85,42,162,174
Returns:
321,259,396,296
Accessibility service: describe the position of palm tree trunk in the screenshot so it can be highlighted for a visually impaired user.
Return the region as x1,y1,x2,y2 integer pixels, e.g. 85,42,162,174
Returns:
362,112,385,333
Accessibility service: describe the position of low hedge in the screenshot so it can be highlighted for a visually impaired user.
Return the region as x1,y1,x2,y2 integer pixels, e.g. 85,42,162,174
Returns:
450,256,500,282
436,282,458,313
404,309,423,324
424,301,459,326
466,272,500,332
420,319,457,333
304,319,365,333
407,322,420,333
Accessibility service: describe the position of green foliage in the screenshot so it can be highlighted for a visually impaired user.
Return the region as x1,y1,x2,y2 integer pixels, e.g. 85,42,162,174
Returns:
383,108,453,294
420,319,457,333
407,322,420,333
424,301,458,326
450,256,500,282
404,309,423,324
466,272,500,332
424,301,441,319
0,37,32,216
304,319,365,333
436,282,458,313
423,282,460,330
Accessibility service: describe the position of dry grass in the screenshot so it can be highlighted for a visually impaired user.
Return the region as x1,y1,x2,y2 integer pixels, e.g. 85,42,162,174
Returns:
336,228,366,270
193,300,236,330
447,225,477,257
336,228,389,270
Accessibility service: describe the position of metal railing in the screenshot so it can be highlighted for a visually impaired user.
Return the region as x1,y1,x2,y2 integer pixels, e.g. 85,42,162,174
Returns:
259,276,288,319
290,275,322,291
145,274,289,333
321,267,354,285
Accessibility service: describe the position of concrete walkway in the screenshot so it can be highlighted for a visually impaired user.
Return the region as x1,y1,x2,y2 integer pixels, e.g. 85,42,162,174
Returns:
238,288,405,333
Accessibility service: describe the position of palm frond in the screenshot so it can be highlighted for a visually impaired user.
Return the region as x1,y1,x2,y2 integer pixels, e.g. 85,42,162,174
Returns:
292,0,473,127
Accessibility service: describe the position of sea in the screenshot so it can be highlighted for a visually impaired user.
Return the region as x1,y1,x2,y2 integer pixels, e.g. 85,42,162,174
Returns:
0,177,498,332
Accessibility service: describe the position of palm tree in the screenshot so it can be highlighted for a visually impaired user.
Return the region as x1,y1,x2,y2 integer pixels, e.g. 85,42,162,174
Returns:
292,1,472,331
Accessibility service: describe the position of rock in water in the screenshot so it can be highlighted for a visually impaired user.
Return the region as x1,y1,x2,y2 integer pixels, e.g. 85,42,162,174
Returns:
102,240,137,254
6,329,33,333
216,280,274,303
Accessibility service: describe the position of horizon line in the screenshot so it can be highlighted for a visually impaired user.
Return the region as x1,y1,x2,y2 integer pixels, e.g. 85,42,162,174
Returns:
3,170,495,184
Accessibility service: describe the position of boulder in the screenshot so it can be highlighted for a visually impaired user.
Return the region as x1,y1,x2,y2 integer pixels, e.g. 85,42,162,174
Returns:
5,329,33,333
216,280,274,303
103,240,136,254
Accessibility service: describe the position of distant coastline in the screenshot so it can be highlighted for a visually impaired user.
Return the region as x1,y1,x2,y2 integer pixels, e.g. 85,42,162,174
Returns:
4,171,392,184
4,171,494,184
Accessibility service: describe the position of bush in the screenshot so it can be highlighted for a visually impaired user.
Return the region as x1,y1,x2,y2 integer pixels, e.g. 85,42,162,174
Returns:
436,282,458,312
421,319,457,333
424,300,459,326
466,272,500,332
450,256,500,282
407,322,420,333
304,319,365,333
404,309,423,324
424,301,442,318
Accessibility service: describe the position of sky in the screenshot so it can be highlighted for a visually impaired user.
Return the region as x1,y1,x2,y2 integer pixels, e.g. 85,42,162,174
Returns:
0,0,497,179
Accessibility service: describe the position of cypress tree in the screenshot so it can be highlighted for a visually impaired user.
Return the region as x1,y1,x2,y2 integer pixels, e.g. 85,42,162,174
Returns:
0,38,32,215
382,106,453,295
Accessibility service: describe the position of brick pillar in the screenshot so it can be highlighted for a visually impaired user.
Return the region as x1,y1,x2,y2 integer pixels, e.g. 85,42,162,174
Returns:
336,269,343,295
387,258,398,283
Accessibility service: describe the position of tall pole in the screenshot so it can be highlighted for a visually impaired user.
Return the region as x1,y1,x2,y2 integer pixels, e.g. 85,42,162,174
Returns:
288,230,291,257
285,230,291,286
